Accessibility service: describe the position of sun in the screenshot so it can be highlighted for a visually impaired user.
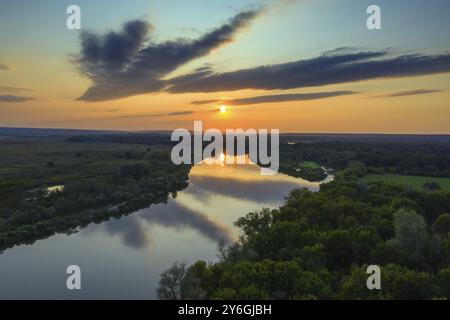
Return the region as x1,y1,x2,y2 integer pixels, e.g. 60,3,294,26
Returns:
219,105,227,113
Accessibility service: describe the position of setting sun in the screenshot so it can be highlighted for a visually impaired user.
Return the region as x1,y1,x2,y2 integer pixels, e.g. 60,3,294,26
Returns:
220,105,227,113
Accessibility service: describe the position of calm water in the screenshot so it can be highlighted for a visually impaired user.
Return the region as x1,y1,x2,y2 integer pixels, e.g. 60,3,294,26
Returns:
0,157,332,299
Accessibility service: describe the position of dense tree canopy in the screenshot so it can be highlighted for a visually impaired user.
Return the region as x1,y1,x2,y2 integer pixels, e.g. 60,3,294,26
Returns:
159,164,450,300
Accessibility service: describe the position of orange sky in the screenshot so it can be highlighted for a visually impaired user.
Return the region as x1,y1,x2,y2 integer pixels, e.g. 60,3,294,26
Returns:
1,0,450,133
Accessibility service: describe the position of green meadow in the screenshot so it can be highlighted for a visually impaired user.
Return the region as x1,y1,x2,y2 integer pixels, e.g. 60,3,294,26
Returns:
361,174,450,191
0,136,154,194
298,161,321,170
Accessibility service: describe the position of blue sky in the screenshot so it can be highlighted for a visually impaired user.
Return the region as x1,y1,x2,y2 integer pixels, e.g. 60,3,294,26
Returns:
2,0,450,61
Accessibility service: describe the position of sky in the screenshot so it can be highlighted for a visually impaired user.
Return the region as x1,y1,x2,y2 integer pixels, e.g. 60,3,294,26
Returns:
0,0,449,133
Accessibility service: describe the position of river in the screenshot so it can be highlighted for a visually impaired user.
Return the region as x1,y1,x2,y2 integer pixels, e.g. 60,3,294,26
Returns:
0,156,333,299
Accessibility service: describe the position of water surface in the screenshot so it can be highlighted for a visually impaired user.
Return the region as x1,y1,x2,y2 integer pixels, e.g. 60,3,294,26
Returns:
0,157,331,299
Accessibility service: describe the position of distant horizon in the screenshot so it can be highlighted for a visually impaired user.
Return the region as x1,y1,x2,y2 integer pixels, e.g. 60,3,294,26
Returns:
2,125,450,136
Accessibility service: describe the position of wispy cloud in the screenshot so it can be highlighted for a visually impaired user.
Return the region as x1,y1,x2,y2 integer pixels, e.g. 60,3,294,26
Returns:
0,86,34,93
370,89,442,98
0,95,35,103
192,90,357,106
0,63,9,71
74,10,450,103
118,111,195,118
168,50,450,93
76,8,264,102
104,108,120,113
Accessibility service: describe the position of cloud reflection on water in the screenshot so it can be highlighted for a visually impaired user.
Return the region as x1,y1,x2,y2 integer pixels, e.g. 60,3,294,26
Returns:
85,156,328,250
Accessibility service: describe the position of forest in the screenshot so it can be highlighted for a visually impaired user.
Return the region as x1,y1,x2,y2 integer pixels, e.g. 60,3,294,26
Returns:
280,136,450,179
158,163,450,299
158,136,450,300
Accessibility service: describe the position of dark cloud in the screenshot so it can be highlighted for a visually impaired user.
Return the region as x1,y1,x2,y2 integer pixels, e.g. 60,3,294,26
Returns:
322,46,362,56
139,201,234,244
169,65,215,86
371,89,442,98
191,90,357,106
76,9,263,102
168,50,450,93
0,63,9,71
87,200,234,249
0,95,35,103
164,111,195,116
99,215,151,248
119,111,195,118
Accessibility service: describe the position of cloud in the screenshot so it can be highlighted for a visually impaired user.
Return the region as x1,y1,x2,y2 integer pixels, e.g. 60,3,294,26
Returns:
0,86,33,93
322,46,362,56
139,201,234,244
187,174,311,203
98,215,151,248
162,111,195,116
0,63,9,71
191,90,357,106
371,89,442,98
167,50,450,93
0,95,35,103
76,9,263,102
89,200,234,249
118,111,195,118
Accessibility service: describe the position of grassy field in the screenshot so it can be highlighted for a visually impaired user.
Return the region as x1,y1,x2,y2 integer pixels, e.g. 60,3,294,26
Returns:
361,174,450,191
0,135,192,251
0,136,158,194
298,161,320,170
279,160,325,181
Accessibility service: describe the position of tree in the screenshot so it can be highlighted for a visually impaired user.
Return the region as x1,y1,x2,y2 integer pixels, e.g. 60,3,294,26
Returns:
46,161,55,167
371,241,405,266
157,261,207,300
323,229,353,271
381,264,434,299
392,209,428,259
352,228,381,263
234,208,273,246
119,163,149,180
296,244,327,271
339,265,383,299
157,262,187,300
423,182,441,191
211,288,237,300
437,267,450,297
340,264,435,300
237,285,270,300
433,213,450,237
